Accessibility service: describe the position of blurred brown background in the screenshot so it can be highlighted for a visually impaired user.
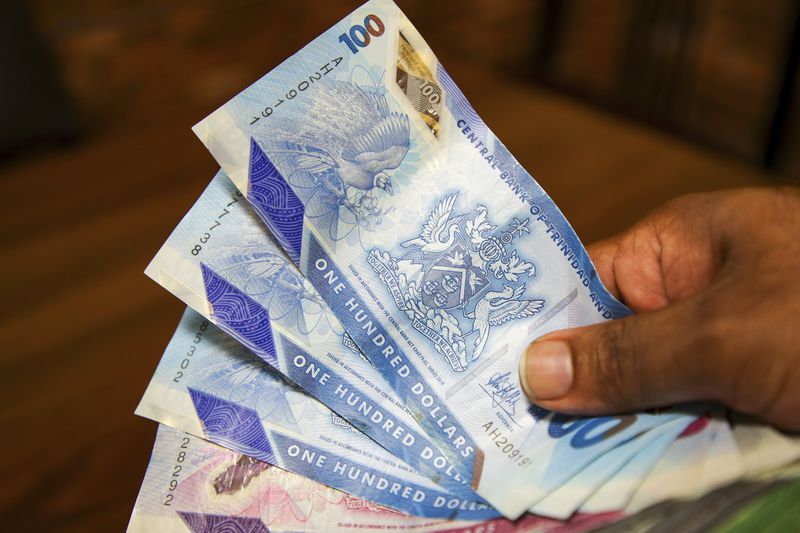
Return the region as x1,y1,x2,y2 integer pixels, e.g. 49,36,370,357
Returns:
1,1,798,531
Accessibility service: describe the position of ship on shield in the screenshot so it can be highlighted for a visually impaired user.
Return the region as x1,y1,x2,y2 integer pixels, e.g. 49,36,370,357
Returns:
367,193,545,372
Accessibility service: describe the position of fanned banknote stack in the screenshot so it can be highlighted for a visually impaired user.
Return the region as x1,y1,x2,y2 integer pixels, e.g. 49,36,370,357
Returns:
128,1,800,531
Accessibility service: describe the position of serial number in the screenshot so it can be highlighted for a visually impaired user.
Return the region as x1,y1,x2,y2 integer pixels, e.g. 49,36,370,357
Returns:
482,421,532,468
190,190,243,256
163,436,191,506
173,319,209,383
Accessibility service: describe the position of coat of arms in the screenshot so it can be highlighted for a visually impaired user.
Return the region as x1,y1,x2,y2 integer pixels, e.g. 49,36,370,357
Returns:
367,193,545,372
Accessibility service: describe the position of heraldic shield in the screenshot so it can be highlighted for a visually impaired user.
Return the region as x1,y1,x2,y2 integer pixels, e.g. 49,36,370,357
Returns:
420,243,489,310
368,193,545,372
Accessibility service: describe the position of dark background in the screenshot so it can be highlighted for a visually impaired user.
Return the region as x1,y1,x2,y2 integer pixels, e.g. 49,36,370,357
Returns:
1,1,798,531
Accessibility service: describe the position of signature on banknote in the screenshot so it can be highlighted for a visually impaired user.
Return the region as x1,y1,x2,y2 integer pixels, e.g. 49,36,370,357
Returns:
480,371,521,418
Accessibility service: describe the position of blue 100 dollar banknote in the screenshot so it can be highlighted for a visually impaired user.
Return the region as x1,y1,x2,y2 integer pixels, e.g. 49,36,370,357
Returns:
137,307,497,519
192,0,688,517
145,172,483,503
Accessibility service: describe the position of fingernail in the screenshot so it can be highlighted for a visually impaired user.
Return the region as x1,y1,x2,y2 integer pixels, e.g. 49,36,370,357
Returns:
519,340,573,401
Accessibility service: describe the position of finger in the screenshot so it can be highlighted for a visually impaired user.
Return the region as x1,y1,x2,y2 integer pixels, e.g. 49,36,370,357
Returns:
585,225,671,313
518,297,726,415
585,237,622,299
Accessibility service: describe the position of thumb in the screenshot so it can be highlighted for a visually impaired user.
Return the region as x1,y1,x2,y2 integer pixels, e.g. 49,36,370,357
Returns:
518,299,721,415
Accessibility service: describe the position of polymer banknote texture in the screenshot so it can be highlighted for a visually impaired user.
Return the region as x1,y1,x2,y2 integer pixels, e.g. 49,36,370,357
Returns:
145,173,493,499
192,0,688,517
128,425,622,532
128,424,462,532
146,172,691,519
530,418,689,519
136,307,495,519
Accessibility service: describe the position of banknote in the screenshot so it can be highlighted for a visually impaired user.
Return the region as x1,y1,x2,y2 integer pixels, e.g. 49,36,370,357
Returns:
127,424,451,532
617,413,744,514
592,420,800,533
588,414,800,516
580,413,721,515
145,172,481,502
688,417,745,497
192,0,686,517
728,414,800,476
136,307,495,519
585,415,800,518
531,417,691,519
128,425,623,533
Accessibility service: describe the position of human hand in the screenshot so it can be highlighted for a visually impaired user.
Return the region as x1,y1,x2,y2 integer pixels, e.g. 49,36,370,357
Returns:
518,187,800,430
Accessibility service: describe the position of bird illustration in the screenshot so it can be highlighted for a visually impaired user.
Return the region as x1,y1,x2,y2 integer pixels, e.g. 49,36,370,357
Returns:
400,193,462,255
464,284,545,361
268,81,411,199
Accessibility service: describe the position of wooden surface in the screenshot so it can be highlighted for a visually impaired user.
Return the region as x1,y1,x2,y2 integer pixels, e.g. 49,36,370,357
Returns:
0,64,771,531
